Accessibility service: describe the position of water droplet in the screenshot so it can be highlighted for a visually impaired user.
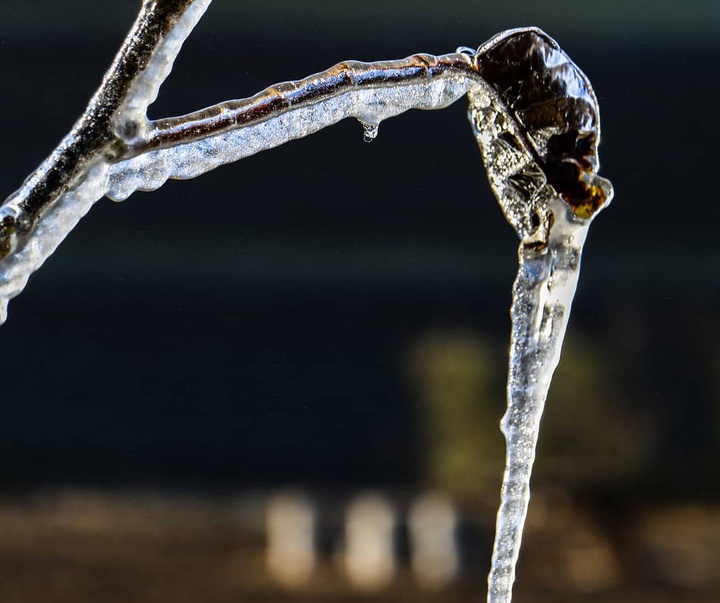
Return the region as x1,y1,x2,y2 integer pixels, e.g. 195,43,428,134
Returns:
361,121,379,143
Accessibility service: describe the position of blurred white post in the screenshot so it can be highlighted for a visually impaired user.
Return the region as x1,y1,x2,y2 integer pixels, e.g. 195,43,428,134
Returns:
344,492,397,589
266,491,316,588
408,491,459,589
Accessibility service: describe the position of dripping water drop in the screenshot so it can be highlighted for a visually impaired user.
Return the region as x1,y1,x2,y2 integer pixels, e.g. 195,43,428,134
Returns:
361,121,379,143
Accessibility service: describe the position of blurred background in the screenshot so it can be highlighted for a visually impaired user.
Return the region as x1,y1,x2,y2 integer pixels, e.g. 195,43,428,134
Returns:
0,0,718,601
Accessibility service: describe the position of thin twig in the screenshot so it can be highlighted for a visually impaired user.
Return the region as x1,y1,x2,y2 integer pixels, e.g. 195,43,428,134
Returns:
0,0,492,323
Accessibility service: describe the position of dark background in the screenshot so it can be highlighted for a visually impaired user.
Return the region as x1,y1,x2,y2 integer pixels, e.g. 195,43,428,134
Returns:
0,0,718,599
0,0,720,603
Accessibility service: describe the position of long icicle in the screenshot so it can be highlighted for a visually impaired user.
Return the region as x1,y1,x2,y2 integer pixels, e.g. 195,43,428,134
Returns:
489,199,589,601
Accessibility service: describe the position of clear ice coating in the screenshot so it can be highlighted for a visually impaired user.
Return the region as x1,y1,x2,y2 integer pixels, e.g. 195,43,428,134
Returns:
468,28,613,603
105,77,469,201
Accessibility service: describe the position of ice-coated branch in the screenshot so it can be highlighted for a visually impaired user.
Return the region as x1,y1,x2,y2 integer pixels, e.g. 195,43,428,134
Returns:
0,0,493,324
0,0,212,323
107,53,485,200
0,7,615,603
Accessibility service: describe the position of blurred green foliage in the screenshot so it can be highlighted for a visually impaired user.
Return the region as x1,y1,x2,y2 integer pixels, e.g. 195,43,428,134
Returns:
407,329,505,497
